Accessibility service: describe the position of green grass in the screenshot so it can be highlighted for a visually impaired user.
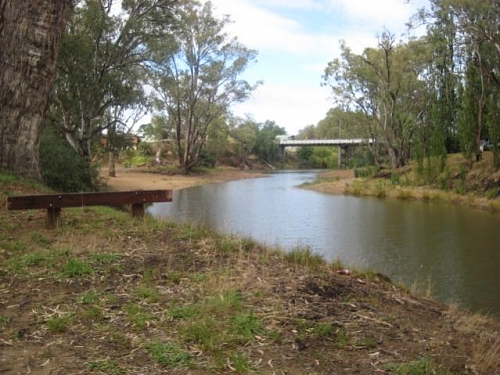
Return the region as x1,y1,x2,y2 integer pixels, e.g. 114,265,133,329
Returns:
147,341,192,368
87,359,125,374
76,290,101,304
29,232,51,247
47,315,73,334
91,252,121,265
284,246,325,270
8,251,51,271
386,357,454,375
125,303,153,331
134,286,160,303
60,258,94,278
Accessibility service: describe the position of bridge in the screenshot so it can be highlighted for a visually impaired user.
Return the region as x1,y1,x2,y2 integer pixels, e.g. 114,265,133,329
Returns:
279,138,373,169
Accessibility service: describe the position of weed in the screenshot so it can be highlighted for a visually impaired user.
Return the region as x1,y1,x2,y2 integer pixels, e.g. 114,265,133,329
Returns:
125,303,152,330
30,232,51,247
397,189,414,200
284,247,325,270
60,259,94,278
312,322,334,337
91,252,121,265
374,183,387,198
217,237,241,254
0,173,18,185
229,311,264,341
485,188,499,200
228,353,252,373
176,223,209,241
76,291,100,304
147,341,191,368
333,327,351,348
87,359,125,374
134,286,160,303
391,173,400,185
9,251,50,271
81,305,105,323
108,333,131,349
168,304,200,320
47,315,73,334
386,357,452,375
471,338,500,375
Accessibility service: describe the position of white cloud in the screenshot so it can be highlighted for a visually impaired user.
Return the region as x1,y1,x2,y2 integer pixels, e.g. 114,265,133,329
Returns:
233,82,332,135
207,0,428,134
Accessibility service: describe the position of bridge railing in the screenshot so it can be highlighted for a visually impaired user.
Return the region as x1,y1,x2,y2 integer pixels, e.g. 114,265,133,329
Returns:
279,138,373,146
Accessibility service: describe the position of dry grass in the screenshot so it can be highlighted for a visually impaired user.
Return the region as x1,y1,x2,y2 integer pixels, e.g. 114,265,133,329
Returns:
1,173,500,374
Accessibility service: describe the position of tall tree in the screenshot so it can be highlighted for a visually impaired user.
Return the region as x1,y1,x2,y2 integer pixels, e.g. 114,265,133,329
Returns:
253,120,286,165
152,0,259,172
50,0,175,161
323,33,430,168
0,0,71,180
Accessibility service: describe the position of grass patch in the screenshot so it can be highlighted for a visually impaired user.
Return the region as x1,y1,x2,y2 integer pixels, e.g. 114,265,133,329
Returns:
8,251,51,271
60,258,94,278
47,315,73,334
91,252,121,265
284,246,325,270
76,290,101,304
397,189,414,200
134,286,160,303
147,341,191,368
125,303,153,330
87,359,125,374
386,357,453,375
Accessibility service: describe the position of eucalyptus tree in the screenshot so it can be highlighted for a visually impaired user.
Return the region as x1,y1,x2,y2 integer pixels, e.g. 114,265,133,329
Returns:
230,117,259,168
151,0,259,172
50,0,176,161
323,33,431,168
138,114,173,164
315,107,371,139
253,120,286,165
0,0,71,180
426,0,500,168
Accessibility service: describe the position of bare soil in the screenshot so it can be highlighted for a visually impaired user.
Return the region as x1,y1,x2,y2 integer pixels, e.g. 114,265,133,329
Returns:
100,165,268,191
1,171,499,375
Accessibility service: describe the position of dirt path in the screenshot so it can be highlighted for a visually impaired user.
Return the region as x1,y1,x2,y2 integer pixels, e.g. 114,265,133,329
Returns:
100,165,268,191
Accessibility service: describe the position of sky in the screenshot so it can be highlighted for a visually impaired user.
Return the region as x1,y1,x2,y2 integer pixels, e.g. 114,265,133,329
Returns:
208,0,430,136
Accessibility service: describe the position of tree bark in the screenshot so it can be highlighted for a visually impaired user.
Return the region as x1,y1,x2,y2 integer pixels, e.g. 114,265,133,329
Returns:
0,0,70,180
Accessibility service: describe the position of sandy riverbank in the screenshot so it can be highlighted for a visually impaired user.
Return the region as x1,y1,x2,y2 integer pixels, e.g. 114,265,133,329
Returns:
100,165,269,191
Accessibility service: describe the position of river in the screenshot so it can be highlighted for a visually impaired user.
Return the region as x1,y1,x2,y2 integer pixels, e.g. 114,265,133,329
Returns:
148,171,500,315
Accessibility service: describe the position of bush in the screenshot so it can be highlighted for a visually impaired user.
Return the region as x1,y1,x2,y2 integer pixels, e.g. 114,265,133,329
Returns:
40,124,99,192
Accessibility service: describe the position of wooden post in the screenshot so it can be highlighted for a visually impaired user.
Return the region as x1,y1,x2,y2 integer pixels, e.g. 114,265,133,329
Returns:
131,203,145,219
46,207,62,229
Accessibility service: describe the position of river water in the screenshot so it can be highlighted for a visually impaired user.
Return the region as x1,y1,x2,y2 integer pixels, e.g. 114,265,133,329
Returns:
148,171,500,315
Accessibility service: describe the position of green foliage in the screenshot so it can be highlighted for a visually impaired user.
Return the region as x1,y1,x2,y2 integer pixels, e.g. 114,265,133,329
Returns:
0,173,18,185
40,124,99,192
252,120,286,164
138,142,153,157
297,147,338,169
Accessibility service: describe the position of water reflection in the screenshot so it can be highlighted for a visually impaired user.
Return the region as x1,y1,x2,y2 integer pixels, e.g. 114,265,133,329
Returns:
148,171,500,315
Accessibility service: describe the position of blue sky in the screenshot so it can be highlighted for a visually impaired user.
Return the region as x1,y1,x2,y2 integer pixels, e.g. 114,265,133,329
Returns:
209,0,429,135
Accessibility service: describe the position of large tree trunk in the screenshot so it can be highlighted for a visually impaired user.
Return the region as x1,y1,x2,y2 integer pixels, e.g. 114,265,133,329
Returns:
0,0,70,180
